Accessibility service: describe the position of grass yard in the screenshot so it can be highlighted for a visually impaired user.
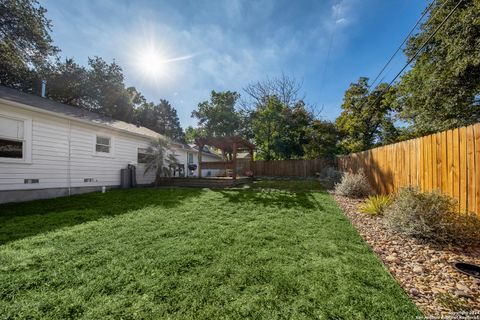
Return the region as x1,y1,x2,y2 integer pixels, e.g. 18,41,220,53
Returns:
0,180,420,319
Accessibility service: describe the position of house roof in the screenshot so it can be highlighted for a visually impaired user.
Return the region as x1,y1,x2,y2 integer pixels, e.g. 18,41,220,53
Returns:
187,144,222,157
0,86,162,140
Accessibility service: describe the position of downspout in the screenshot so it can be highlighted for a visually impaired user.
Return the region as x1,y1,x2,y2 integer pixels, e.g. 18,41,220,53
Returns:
67,120,72,196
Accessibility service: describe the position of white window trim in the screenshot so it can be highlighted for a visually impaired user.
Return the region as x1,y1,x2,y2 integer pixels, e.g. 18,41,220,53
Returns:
0,112,32,164
93,134,114,158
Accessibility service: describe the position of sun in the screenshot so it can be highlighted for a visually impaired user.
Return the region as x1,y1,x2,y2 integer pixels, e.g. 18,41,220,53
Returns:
136,47,167,79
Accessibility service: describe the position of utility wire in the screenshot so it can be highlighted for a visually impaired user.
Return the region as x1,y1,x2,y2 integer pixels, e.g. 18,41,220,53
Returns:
317,3,340,105
368,0,436,89
361,0,463,111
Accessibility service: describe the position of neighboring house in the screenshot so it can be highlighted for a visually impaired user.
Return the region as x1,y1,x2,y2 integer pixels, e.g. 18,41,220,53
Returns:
0,86,221,204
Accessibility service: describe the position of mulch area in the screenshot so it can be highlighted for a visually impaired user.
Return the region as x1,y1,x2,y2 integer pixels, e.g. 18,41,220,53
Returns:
332,193,480,317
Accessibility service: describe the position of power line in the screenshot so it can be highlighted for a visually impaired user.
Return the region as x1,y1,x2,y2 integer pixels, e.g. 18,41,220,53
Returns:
368,0,436,90
317,3,340,103
361,0,463,111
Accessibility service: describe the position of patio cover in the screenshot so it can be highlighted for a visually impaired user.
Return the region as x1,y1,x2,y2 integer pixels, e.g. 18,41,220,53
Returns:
194,136,255,179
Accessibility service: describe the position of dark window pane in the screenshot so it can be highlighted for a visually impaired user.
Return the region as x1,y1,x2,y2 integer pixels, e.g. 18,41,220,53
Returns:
96,144,110,153
96,136,110,145
138,153,148,163
138,148,151,164
0,139,23,158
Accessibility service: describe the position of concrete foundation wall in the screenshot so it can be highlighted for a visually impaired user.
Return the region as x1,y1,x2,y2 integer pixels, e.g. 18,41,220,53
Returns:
0,185,117,204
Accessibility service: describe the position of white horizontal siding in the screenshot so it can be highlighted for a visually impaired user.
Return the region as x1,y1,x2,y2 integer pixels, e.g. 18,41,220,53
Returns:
0,102,226,194
0,103,157,191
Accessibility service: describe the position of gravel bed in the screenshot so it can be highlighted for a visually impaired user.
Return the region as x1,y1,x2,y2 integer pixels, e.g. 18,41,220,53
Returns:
332,193,480,317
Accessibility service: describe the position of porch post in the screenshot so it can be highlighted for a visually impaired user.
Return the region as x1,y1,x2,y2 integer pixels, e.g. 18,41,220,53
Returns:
249,147,254,176
198,144,203,178
232,142,237,180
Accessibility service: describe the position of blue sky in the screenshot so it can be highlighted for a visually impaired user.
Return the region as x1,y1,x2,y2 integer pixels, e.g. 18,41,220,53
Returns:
41,0,428,128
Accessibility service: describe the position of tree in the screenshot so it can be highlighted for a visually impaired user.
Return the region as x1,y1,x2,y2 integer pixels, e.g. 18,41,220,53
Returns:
143,138,178,185
40,57,143,123
39,58,90,107
303,120,340,159
243,74,305,110
87,56,134,121
336,77,397,153
397,0,480,135
184,126,206,143
154,100,184,142
135,100,185,142
191,90,241,137
0,0,58,89
251,96,314,160
251,96,286,160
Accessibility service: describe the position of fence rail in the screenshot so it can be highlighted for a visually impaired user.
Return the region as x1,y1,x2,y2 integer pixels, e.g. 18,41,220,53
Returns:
337,123,480,215
252,158,332,177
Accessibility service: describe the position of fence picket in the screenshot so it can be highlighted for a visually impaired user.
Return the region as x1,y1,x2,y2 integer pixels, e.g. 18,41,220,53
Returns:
336,124,480,216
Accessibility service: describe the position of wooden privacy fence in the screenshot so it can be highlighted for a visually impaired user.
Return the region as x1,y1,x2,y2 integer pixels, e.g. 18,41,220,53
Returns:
252,158,332,177
337,123,480,215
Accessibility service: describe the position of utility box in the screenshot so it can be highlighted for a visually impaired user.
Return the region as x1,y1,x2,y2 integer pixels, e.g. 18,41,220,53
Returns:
120,168,131,189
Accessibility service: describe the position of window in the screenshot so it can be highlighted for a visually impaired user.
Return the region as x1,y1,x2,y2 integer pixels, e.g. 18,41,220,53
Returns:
95,135,111,153
0,116,25,159
187,152,194,164
137,148,150,164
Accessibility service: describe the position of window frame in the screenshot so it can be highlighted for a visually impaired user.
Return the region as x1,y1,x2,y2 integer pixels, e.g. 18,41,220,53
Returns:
137,147,151,164
93,134,114,157
0,112,32,164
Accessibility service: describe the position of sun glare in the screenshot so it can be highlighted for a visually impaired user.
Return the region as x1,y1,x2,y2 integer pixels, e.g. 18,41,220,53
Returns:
128,27,201,85
136,47,166,79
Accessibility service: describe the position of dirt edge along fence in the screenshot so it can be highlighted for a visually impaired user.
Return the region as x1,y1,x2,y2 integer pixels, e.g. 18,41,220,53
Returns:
337,123,480,216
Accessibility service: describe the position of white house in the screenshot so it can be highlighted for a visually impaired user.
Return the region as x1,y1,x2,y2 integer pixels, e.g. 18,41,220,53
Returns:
0,86,221,204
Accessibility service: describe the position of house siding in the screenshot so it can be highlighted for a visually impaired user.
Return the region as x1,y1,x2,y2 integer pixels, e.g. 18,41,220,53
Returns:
0,103,156,199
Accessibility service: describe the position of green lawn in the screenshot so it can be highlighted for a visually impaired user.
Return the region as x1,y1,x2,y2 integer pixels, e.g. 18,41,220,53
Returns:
0,180,420,319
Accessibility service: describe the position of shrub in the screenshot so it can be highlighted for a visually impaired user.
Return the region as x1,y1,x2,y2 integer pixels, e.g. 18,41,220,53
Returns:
384,187,480,244
318,167,343,189
334,169,372,198
359,195,392,216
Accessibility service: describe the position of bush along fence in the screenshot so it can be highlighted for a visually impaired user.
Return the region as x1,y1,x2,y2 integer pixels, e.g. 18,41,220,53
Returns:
249,158,333,177
337,123,480,216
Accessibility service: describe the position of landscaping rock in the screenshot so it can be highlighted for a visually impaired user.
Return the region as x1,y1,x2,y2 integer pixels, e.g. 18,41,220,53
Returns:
386,255,400,264
413,266,424,274
332,193,480,317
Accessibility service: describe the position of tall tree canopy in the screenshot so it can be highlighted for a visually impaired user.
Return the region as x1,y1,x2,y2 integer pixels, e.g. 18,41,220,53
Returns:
39,57,140,123
136,99,185,142
303,120,340,159
0,0,58,89
191,90,242,137
250,96,314,160
397,0,480,135
336,77,397,153
243,74,305,110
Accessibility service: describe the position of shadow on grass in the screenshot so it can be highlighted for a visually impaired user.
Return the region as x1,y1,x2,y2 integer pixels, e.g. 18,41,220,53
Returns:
0,187,205,245
218,189,323,210
216,180,326,210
